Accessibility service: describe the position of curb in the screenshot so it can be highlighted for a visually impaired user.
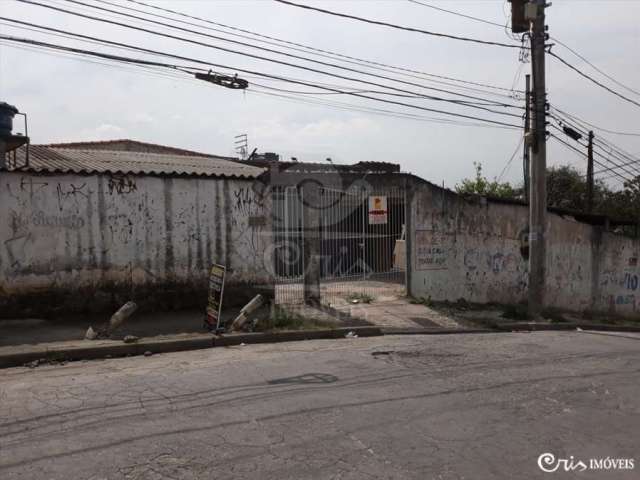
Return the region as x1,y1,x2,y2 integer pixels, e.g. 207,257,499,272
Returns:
213,327,381,347
496,322,640,333
380,327,495,335
0,327,382,369
4,322,637,369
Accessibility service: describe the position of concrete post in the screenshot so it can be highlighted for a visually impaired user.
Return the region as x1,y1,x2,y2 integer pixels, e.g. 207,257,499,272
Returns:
405,180,413,298
302,181,321,305
528,0,548,319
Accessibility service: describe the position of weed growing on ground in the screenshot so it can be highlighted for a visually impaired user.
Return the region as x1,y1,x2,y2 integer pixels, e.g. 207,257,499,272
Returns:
409,296,432,307
501,304,529,320
255,306,335,332
345,293,375,304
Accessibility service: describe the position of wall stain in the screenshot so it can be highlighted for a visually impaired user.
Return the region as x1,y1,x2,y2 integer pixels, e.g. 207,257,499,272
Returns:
163,178,175,277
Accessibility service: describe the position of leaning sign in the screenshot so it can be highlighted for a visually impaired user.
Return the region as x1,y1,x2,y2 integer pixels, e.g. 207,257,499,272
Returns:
368,195,388,225
205,264,226,331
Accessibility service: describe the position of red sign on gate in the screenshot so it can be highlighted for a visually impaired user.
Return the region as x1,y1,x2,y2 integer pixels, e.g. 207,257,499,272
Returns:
368,196,388,225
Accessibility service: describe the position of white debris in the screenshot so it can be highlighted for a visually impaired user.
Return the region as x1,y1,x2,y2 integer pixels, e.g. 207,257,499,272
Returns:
230,295,264,331
84,326,98,340
345,331,358,338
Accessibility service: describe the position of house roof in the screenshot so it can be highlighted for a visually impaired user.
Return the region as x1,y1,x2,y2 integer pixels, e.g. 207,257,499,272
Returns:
4,144,264,179
245,158,401,174
42,139,218,158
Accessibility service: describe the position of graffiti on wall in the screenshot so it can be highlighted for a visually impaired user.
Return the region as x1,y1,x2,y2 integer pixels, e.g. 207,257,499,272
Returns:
56,183,88,211
233,187,264,216
463,248,521,274
415,230,449,270
231,186,268,269
108,174,137,195
599,255,640,313
10,209,85,230
19,176,49,198
623,272,639,291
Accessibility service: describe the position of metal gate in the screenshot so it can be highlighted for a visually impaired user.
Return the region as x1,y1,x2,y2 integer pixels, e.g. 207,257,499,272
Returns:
272,186,305,304
273,185,406,306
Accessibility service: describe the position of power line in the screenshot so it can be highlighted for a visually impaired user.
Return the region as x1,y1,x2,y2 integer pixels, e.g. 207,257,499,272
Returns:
549,122,640,178
0,32,516,129
406,0,506,28
550,133,628,184
15,0,525,117
404,0,639,107
549,119,637,176
0,14,511,107
551,105,640,138
548,50,640,110
550,123,640,181
0,37,198,84
61,0,522,109
249,87,518,129
0,18,418,95
549,109,640,164
497,136,524,182
0,30,522,129
273,0,524,49
247,81,503,105
403,0,639,102
551,36,640,99
549,109,640,176
108,0,522,97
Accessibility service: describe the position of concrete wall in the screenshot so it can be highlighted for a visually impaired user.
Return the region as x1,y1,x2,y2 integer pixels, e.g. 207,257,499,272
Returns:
0,171,272,316
409,180,640,318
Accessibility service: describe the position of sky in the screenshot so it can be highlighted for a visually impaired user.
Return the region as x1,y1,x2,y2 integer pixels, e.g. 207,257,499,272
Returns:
1,0,639,189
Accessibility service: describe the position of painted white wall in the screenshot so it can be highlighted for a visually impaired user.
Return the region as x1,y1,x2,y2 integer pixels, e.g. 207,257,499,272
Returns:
0,171,272,301
410,181,640,318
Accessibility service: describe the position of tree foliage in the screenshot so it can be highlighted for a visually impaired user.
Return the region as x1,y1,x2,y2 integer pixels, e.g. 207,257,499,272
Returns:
456,162,640,222
455,162,518,199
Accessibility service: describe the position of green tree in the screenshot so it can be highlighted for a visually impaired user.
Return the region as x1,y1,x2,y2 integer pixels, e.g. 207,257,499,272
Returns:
600,177,640,220
545,165,639,220
455,162,518,199
457,162,640,224
545,165,610,211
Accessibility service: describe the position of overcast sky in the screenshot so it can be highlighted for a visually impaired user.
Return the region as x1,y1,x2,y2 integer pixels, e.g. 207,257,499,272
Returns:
1,0,639,188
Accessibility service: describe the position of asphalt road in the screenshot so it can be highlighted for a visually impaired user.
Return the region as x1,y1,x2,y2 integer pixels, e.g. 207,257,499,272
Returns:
0,331,638,479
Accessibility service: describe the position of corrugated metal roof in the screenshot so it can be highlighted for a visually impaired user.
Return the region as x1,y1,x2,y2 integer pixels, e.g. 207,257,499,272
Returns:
42,139,217,157
5,145,264,179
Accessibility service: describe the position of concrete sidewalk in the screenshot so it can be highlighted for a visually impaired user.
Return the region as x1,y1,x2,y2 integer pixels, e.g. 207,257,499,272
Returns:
0,327,384,369
333,298,463,329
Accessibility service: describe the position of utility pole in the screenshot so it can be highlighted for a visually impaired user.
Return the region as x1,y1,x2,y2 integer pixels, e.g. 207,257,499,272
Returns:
523,74,531,202
586,130,594,213
528,0,549,318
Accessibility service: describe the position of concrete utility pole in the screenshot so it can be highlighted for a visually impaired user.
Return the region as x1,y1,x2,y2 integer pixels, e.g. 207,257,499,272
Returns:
528,0,549,318
523,74,531,202
586,130,594,213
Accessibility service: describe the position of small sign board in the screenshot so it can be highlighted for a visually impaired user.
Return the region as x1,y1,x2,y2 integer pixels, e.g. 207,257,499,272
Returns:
205,264,226,330
368,195,388,225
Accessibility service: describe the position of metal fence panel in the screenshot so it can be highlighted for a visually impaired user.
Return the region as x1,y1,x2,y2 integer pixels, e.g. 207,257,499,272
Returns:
273,184,406,306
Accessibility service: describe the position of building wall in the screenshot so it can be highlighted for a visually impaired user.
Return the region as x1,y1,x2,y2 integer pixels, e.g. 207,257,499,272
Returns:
0,171,272,316
409,180,640,318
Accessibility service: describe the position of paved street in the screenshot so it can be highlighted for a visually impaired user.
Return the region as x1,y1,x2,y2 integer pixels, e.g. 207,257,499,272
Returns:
0,331,638,479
